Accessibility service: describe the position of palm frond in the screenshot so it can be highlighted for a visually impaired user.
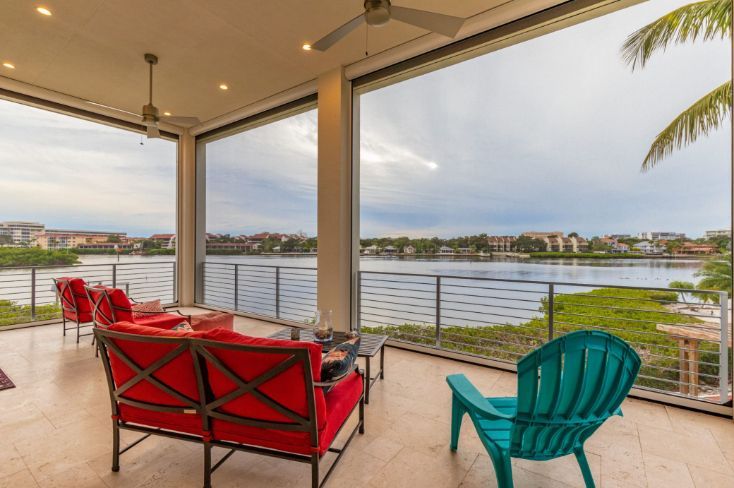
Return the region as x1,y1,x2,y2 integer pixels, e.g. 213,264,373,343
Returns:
641,80,731,171
695,255,732,295
622,0,731,70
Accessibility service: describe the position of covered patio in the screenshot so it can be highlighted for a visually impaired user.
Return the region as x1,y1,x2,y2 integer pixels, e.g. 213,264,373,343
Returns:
0,310,733,488
1,0,733,487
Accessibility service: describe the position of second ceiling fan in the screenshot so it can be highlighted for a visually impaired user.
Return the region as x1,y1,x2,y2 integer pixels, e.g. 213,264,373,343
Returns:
308,0,466,52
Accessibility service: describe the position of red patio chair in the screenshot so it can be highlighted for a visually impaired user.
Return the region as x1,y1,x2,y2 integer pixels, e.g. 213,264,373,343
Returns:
84,285,190,330
53,277,94,343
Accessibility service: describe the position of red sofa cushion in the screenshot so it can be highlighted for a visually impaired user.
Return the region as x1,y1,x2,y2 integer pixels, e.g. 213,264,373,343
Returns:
106,322,206,435
55,277,93,323
201,328,347,455
190,312,234,331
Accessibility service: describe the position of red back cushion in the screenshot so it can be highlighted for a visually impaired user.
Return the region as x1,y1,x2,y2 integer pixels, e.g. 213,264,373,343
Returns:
201,328,327,432
88,286,133,325
68,278,92,314
106,322,204,408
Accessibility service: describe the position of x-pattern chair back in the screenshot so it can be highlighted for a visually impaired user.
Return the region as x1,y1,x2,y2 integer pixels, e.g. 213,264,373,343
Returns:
85,285,117,327
96,330,199,413
54,278,78,315
193,341,318,435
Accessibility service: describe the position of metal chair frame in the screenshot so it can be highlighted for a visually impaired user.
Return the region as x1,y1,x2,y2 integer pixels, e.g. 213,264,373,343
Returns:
53,277,94,344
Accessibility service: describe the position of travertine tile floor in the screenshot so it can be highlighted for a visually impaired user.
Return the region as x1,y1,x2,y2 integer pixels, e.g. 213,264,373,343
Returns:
0,309,733,487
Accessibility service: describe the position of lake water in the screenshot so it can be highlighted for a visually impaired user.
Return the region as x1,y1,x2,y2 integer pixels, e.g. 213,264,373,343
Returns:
1,254,704,318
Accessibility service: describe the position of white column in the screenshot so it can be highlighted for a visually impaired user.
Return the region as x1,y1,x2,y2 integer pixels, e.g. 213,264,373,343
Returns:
177,129,196,306
317,67,355,331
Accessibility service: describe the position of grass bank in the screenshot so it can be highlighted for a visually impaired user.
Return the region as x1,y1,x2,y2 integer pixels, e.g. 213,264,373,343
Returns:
0,248,79,267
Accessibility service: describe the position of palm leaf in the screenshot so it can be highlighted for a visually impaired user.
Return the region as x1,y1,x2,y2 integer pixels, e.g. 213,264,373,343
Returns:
622,0,731,70
695,254,732,295
641,80,731,171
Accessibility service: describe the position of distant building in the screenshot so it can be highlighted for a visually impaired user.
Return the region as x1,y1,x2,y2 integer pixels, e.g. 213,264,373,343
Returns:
570,236,588,252
0,221,45,246
486,236,517,252
362,245,379,255
383,245,397,255
37,229,126,250
150,234,176,249
457,247,472,254
206,242,259,252
612,243,630,253
675,243,719,255
607,234,632,240
439,246,454,254
705,229,731,239
637,231,686,241
633,241,665,255
522,231,564,240
403,245,416,254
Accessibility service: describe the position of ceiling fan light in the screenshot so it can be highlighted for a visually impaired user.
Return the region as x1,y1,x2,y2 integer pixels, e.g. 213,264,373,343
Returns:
365,0,391,26
36,6,52,16
302,43,312,51
2,62,15,69
163,112,171,116
219,84,229,90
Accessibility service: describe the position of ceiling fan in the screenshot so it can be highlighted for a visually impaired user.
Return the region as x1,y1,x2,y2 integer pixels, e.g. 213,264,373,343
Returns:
141,53,199,138
308,0,466,52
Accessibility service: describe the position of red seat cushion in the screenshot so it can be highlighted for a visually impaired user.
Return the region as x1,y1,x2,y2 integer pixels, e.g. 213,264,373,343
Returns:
105,322,206,435
201,328,354,455
190,312,234,331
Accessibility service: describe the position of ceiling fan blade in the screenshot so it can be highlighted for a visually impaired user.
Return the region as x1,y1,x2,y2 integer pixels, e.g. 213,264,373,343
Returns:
165,116,200,127
390,6,464,38
146,125,161,139
311,13,365,51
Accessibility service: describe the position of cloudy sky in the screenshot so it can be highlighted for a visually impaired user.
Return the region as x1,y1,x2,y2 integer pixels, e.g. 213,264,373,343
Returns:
1,0,730,239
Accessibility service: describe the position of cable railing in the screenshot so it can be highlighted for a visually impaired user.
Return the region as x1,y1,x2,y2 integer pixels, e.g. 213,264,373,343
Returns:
358,270,731,405
0,261,177,326
201,262,317,323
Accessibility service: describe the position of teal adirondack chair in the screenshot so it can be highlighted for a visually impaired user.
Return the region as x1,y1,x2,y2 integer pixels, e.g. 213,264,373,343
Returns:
446,330,641,488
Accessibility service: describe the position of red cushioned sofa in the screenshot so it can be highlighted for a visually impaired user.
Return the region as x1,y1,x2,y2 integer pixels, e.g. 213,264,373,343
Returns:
94,322,365,488
53,277,94,343
84,285,190,330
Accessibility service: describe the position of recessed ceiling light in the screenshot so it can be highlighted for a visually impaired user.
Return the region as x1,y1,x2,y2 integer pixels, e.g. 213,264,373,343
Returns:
163,112,171,116
2,62,15,69
302,44,312,51
219,84,229,90
36,6,52,16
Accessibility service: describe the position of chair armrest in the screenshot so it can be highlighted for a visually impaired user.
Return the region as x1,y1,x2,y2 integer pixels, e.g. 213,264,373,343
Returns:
446,374,515,421
314,364,361,388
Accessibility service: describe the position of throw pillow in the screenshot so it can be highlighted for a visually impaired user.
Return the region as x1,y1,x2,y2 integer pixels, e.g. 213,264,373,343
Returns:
320,336,360,393
131,299,164,319
171,322,194,332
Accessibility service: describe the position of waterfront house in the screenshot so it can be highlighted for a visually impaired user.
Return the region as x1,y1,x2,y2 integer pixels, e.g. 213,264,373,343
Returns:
633,240,665,255
362,244,379,255
150,233,176,250
439,245,454,254
457,247,472,254
675,243,719,255
486,236,517,252
403,245,416,254
383,245,397,255
37,229,127,250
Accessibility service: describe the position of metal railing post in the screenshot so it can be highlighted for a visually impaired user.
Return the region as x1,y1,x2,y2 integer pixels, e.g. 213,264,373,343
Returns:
718,291,729,405
356,271,361,333
548,283,554,341
234,264,239,311
30,268,36,321
275,267,281,319
172,262,177,303
435,276,442,347
112,264,117,288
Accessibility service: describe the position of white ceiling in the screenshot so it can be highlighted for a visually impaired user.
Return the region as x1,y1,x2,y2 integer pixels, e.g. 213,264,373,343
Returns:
0,0,565,128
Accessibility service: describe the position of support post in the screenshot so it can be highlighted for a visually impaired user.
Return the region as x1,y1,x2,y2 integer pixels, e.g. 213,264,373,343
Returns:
317,67,354,332
275,267,281,319
719,291,729,405
548,283,555,341
178,129,198,306
234,264,239,311
30,268,36,321
112,264,117,288
435,276,442,347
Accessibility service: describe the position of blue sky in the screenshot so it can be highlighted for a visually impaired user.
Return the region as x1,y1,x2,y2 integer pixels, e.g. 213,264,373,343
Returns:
1,0,730,239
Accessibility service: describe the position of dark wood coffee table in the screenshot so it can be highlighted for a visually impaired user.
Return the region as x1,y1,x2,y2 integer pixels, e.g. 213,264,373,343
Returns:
268,329,387,404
